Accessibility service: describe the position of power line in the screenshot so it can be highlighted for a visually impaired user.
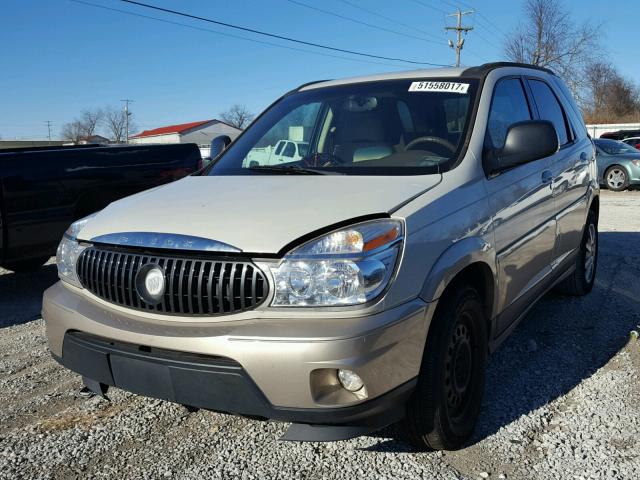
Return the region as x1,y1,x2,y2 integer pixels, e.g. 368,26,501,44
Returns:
439,0,508,41
476,12,509,39
410,0,448,15
116,0,449,66
68,0,413,69
339,0,445,42
286,0,447,46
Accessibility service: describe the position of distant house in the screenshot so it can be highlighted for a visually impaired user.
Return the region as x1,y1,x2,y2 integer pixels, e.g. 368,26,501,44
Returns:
130,120,242,154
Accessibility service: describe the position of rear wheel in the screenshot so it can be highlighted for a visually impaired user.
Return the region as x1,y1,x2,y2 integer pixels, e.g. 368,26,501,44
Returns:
1,256,50,273
557,211,598,296
404,284,487,451
605,166,629,191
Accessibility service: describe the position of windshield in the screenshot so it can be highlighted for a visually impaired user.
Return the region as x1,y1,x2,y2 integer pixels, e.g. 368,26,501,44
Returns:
595,139,639,155
208,78,479,176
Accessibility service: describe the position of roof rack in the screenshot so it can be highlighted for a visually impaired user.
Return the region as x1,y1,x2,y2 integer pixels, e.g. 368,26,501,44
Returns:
294,79,332,92
463,62,556,77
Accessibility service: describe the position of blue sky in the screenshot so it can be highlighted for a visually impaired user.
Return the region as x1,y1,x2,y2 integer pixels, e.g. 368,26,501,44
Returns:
1,0,637,139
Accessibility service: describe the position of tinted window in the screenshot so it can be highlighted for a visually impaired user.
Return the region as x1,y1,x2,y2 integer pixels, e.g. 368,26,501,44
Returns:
594,139,639,155
529,80,569,145
552,77,587,139
486,78,531,149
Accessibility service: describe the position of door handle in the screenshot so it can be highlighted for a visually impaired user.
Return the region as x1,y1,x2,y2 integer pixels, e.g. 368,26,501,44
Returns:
541,170,553,185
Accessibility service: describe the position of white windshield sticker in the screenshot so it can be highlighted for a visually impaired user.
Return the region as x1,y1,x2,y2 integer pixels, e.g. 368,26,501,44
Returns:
409,81,469,94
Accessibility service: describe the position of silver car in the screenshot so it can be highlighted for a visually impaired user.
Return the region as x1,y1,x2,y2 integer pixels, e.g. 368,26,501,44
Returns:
594,138,640,191
43,62,599,451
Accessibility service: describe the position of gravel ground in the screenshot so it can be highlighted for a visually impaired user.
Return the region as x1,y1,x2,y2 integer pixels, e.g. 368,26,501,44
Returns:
1,190,639,479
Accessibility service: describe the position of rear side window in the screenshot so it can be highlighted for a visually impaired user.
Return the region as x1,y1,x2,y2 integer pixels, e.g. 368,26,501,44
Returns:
552,77,588,139
528,80,570,146
486,78,532,149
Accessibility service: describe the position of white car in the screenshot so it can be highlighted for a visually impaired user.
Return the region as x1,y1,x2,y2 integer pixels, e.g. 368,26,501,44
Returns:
244,139,309,166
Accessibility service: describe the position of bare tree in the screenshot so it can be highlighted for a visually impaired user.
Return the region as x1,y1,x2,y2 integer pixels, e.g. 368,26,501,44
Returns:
60,108,104,144
60,121,85,144
104,106,136,143
505,0,600,96
79,108,104,136
582,61,640,123
219,104,254,129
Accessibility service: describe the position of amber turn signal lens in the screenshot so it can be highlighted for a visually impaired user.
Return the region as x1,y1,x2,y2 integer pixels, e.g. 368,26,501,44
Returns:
363,227,399,252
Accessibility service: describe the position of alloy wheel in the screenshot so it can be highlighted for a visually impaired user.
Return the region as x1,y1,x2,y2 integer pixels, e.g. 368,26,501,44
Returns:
606,168,626,190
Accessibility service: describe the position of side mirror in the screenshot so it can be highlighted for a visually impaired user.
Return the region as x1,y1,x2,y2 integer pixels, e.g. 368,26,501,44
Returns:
485,120,559,174
210,135,232,159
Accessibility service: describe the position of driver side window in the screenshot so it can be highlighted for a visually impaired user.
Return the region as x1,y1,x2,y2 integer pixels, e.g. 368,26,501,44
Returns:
486,78,532,150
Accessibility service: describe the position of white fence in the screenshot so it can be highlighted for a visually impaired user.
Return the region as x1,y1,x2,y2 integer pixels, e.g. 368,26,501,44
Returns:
585,123,640,139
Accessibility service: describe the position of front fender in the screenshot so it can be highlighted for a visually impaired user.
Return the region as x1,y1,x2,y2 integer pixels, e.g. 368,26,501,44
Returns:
419,236,497,307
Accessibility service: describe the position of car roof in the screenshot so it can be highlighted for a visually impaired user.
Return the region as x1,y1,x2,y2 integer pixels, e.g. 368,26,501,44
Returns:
298,62,555,91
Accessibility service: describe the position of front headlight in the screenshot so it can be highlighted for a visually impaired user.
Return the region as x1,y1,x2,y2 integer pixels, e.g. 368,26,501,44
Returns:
271,219,404,307
56,215,94,287
631,159,640,167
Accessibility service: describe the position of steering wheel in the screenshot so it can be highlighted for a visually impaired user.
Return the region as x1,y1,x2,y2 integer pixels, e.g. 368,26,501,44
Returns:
405,136,456,153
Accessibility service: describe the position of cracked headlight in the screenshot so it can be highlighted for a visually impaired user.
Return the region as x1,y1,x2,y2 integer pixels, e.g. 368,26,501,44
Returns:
56,214,95,287
271,219,403,307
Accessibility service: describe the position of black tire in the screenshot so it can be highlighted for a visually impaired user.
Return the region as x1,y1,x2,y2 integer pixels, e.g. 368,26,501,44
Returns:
556,211,598,296
1,256,50,273
604,166,629,191
404,284,487,451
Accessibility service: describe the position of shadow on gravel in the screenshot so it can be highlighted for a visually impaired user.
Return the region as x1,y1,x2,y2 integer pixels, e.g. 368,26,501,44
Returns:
363,231,640,453
0,262,58,328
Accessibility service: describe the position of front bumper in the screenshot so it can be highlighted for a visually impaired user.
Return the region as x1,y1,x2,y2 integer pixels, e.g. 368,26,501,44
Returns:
55,331,416,431
43,282,432,421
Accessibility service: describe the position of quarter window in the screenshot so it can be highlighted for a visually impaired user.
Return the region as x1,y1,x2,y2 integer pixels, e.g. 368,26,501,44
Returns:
528,79,570,146
486,78,532,150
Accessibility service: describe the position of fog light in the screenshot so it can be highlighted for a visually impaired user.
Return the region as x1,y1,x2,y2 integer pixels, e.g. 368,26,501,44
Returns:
337,369,364,392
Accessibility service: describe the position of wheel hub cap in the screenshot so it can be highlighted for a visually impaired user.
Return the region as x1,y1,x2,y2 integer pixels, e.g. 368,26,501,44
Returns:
445,319,473,417
607,169,625,189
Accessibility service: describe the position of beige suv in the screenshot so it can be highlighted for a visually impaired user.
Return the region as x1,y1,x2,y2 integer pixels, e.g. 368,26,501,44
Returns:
44,62,599,450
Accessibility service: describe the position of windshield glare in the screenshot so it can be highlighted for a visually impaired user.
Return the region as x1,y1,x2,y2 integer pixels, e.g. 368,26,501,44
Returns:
596,139,639,155
209,79,478,176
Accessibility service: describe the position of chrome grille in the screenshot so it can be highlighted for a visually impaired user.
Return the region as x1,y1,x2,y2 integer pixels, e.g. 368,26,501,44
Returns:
76,247,268,316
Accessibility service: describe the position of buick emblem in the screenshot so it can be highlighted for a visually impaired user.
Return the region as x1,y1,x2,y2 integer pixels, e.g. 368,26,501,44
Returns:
135,264,166,305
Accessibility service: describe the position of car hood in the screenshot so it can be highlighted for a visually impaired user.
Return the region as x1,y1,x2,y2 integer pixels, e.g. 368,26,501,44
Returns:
78,175,441,254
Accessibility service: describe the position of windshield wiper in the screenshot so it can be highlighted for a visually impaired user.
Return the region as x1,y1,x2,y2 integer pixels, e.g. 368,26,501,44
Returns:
248,165,342,175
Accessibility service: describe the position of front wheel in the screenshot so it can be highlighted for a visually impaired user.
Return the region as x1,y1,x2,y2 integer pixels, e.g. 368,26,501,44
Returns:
605,166,629,191
404,284,487,451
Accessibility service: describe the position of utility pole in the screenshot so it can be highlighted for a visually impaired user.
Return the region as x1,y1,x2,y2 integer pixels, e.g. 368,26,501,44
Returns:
120,99,133,144
45,120,53,144
445,9,474,67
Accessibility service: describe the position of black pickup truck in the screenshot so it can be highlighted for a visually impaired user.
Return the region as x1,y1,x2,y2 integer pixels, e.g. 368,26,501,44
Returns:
0,143,202,272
